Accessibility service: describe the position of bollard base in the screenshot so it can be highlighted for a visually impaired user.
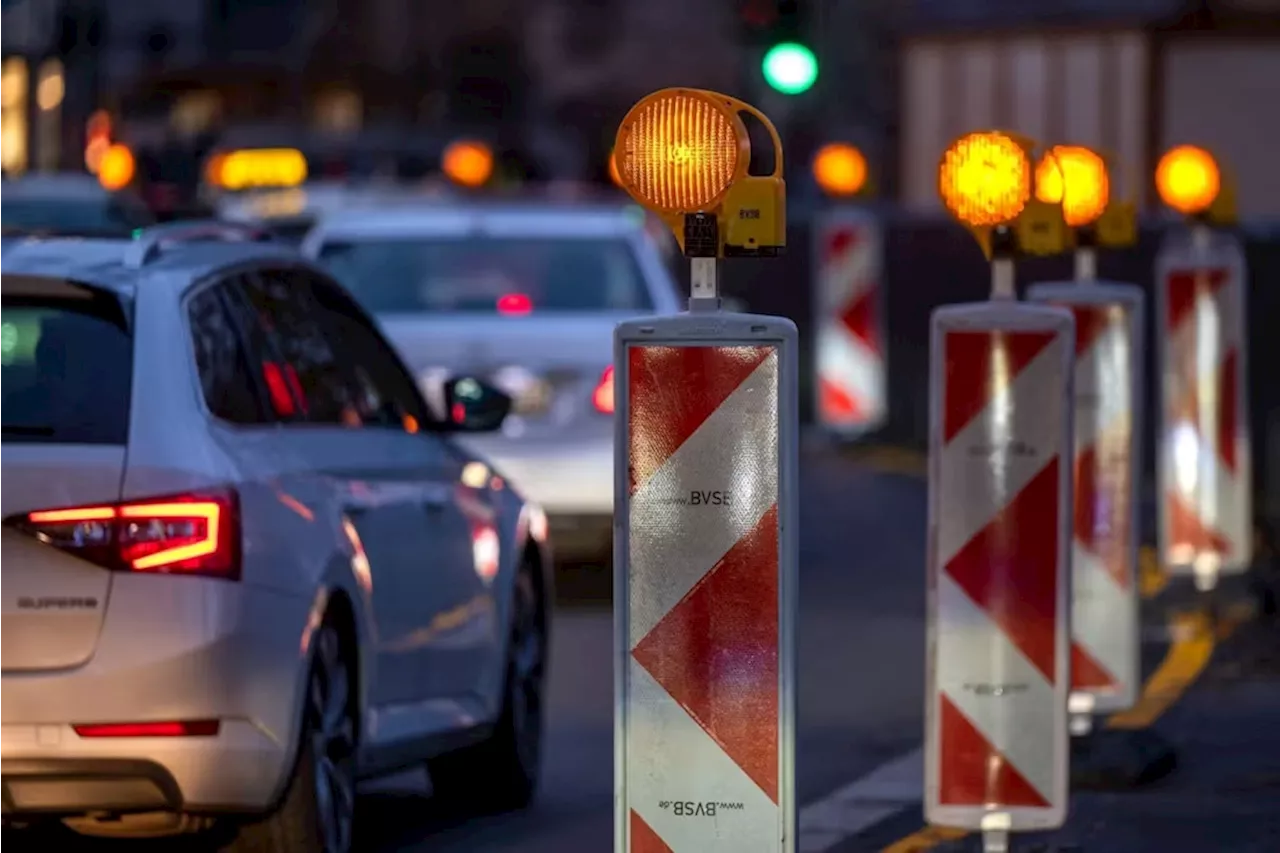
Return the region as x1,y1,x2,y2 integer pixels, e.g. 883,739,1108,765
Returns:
1069,727,1177,790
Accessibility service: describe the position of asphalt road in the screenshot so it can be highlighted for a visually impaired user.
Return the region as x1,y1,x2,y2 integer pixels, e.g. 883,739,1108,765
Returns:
363,448,929,852
6,449,931,852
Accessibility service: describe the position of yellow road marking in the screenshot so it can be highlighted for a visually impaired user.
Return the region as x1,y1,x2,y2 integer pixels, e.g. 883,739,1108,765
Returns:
1138,546,1168,598
880,825,969,853
879,599,1242,851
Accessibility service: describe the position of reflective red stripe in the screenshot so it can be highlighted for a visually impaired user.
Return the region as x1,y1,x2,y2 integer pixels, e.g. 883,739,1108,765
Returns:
944,459,1061,683
630,810,675,853
839,289,880,354
938,695,1049,807
631,504,780,803
1220,349,1238,473
1071,642,1117,690
1165,268,1227,330
942,330,1057,443
626,346,772,495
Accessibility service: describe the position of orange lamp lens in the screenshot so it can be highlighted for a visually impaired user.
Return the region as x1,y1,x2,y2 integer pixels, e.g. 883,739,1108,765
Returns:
1155,145,1220,215
938,132,1031,227
97,143,135,191
442,141,494,189
812,143,867,197
1035,145,1109,227
615,91,742,213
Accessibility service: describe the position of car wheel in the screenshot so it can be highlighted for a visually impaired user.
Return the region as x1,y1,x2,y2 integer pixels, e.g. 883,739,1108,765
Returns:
224,621,357,853
427,554,546,812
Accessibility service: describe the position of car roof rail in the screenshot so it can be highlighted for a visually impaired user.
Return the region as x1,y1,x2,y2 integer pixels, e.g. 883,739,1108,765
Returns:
123,220,276,270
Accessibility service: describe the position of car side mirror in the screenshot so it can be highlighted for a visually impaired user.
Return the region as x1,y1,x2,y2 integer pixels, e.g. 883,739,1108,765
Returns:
442,376,511,433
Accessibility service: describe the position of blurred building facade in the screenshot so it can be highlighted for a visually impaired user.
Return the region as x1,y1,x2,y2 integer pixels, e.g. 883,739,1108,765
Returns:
897,0,1280,218
3,0,758,182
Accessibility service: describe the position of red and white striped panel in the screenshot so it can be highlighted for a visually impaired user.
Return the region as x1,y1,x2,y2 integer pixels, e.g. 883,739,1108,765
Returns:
1029,286,1143,712
925,307,1072,830
623,345,784,852
814,215,885,433
1157,257,1252,575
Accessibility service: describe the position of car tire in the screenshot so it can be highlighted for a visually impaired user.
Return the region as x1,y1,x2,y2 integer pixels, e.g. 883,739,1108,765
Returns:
427,554,546,813
222,620,358,853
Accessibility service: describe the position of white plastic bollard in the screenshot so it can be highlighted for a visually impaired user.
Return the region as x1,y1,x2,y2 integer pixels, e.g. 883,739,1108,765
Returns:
1154,225,1253,589
812,208,886,436
1028,279,1145,727
925,262,1075,841
614,265,799,853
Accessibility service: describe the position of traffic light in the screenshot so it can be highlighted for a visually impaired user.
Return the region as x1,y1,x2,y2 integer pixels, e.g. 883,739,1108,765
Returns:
741,0,817,95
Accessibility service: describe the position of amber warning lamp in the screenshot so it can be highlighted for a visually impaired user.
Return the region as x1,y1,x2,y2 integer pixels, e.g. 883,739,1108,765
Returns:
1155,144,1236,227
1034,144,1135,280
938,130,1068,298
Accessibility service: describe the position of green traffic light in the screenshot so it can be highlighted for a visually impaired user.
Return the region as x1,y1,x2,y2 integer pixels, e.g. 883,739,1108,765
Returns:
762,42,817,95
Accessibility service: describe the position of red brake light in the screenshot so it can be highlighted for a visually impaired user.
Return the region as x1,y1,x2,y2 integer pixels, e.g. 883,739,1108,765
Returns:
74,720,220,738
496,293,533,315
593,366,615,414
19,489,240,580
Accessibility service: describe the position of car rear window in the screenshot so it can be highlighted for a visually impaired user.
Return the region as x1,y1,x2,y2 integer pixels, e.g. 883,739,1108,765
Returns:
1,277,133,444
315,236,654,314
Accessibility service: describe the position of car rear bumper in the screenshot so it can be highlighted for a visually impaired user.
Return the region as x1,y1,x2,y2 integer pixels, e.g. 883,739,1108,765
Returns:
1,577,313,815
0,720,279,816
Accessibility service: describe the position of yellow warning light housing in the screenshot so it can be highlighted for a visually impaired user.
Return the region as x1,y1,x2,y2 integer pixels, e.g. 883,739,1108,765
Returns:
1155,145,1220,217
97,143,135,191
1034,145,1109,228
812,142,868,198
938,130,1068,259
442,140,495,189
207,148,308,192
938,131,1033,229
614,87,785,258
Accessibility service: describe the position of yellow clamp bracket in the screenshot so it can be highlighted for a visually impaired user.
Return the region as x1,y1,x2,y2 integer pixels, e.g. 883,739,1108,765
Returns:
614,87,786,259
937,130,1068,260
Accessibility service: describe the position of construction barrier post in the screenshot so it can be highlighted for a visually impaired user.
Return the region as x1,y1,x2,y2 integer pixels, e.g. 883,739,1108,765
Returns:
1154,225,1252,590
1026,278,1144,728
812,207,886,436
927,131,1075,845
611,88,797,853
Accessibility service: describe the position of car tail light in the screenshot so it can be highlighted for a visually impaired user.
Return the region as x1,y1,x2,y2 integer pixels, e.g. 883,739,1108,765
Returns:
593,366,615,415
74,720,220,738
496,293,533,315
17,489,240,580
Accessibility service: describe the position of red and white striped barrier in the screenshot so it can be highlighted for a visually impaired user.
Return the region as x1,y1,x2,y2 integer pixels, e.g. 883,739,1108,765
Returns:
925,303,1074,832
615,316,798,852
813,210,885,434
1155,229,1252,582
1028,282,1144,715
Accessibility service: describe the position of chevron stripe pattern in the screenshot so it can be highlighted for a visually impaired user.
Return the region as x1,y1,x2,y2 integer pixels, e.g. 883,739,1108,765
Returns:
622,344,785,852
925,306,1073,830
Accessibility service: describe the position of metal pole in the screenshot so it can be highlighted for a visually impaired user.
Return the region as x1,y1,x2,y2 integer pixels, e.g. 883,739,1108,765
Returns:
1074,246,1097,282
691,257,719,302
981,811,1013,853
990,257,1016,300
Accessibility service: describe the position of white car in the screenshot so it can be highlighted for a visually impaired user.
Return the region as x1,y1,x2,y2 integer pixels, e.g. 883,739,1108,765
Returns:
1,224,552,850
302,201,684,565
